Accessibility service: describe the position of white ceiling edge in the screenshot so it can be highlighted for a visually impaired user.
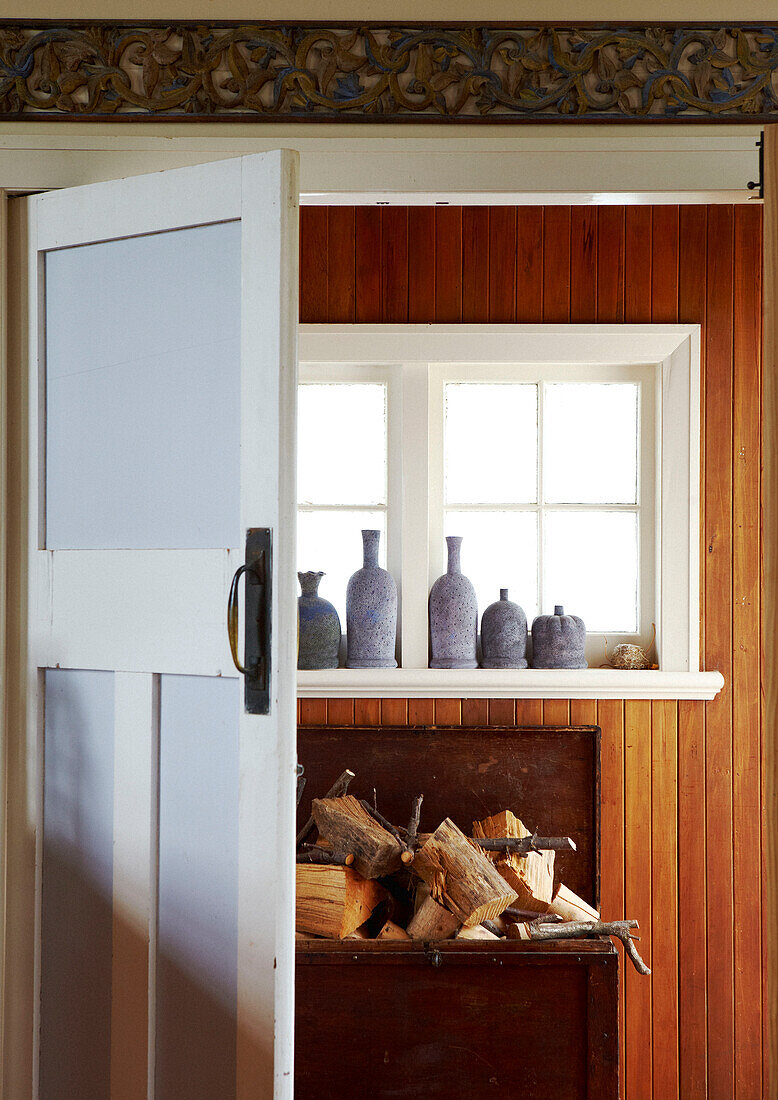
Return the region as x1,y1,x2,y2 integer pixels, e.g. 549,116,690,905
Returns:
301,189,759,206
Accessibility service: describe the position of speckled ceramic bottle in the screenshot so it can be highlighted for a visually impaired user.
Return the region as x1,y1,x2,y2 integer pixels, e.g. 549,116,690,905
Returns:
297,571,341,670
346,530,398,668
429,536,478,669
531,604,587,669
480,589,528,669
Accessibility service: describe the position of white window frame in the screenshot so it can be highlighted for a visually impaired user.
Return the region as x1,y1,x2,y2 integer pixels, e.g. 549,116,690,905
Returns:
297,323,724,701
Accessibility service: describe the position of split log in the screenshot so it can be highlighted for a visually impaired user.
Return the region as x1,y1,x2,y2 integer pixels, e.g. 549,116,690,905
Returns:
506,922,532,941
547,882,600,922
376,920,411,941
344,924,371,941
312,795,404,879
296,769,355,848
413,818,518,927
296,864,386,939
358,799,415,863
407,893,460,941
456,924,500,941
527,919,650,975
472,810,554,913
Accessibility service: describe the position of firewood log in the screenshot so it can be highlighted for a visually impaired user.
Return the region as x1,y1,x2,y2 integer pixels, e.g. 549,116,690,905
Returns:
456,924,500,941
547,882,599,922
472,810,554,912
296,864,387,939
344,924,371,940
376,920,411,941
413,818,518,927
506,922,533,941
312,795,404,879
406,893,460,941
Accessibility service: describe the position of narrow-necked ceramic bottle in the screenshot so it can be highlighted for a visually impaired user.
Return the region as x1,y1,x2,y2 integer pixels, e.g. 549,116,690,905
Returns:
531,604,587,669
297,571,341,670
429,535,478,669
480,589,528,668
346,530,398,668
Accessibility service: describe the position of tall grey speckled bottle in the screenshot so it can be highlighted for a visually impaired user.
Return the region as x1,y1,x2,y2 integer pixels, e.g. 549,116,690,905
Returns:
429,536,478,669
346,529,398,668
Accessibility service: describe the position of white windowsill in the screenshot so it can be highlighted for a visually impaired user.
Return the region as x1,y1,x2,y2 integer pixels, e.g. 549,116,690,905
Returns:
297,668,725,701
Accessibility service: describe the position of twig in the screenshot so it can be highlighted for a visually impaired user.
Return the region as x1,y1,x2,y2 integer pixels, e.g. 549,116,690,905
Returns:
504,906,564,924
407,794,424,848
296,848,354,867
359,799,415,864
527,919,651,975
474,833,577,854
296,769,355,849
481,919,503,937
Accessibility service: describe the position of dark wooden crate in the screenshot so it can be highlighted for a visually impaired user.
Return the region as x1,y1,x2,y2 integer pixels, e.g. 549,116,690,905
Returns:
296,725,617,1099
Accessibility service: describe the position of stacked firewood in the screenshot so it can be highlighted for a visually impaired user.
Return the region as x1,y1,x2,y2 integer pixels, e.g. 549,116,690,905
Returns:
296,770,649,974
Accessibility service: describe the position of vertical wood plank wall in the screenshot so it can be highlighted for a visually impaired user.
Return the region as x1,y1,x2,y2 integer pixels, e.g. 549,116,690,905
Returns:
298,205,765,1100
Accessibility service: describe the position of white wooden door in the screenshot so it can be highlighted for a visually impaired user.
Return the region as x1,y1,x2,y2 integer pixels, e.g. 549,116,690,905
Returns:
27,152,299,1098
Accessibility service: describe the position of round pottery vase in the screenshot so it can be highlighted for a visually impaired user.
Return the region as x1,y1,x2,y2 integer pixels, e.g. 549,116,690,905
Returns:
531,604,587,669
480,589,528,669
346,530,398,668
297,571,341,670
429,536,478,669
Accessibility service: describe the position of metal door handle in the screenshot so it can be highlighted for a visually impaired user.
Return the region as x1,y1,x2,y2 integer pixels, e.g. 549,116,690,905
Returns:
227,564,249,675
227,529,272,714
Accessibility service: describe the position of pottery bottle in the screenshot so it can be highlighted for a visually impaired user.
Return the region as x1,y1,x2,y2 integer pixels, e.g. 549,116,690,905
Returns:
429,535,478,669
480,588,528,669
297,571,341,670
346,529,398,668
531,604,587,669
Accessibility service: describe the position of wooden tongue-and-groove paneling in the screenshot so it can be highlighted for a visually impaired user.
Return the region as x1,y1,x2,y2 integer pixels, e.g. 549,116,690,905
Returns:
298,204,765,1099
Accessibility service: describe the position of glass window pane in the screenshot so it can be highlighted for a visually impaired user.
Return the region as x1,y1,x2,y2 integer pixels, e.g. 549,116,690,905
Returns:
443,511,538,623
297,510,387,622
543,511,638,632
543,383,639,504
297,384,386,506
46,222,241,550
445,384,537,504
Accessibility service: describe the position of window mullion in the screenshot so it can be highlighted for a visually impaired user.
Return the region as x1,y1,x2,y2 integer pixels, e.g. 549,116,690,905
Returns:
537,381,545,619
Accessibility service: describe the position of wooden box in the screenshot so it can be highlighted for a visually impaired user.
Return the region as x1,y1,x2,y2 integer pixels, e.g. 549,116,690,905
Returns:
296,725,618,1099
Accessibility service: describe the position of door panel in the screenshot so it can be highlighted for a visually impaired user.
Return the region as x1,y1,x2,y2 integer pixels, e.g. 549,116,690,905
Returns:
41,669,115,1099
28,152,299,1099
156,674,240,1097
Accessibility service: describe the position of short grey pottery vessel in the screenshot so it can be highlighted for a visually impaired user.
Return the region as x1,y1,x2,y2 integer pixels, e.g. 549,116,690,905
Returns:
480,589,528,669
531,604,587,669
297,571,341,670
346,530,398,668
429,536,478,669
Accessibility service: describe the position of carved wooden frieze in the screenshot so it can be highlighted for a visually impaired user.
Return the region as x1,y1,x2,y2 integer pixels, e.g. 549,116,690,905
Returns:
0,22,777,122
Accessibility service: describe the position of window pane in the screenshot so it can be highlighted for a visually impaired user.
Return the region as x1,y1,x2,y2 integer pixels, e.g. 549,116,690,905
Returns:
543,383,639,504
297,384,386,506
543,511,638,632
445,384,537,504
46,222,241,550
444,511,538,623
297,510,387,622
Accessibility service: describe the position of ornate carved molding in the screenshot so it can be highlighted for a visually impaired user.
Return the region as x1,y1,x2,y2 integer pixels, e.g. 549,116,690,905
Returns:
0,21,776,122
